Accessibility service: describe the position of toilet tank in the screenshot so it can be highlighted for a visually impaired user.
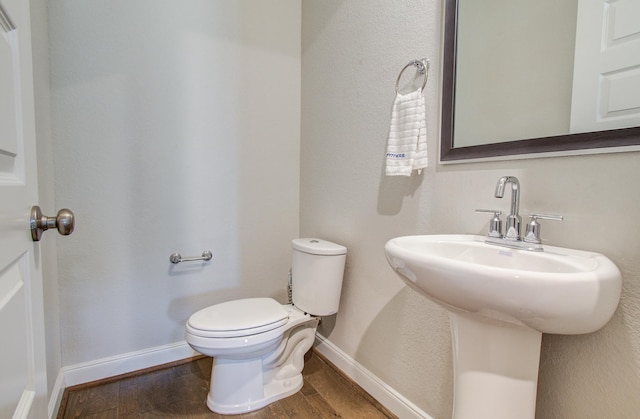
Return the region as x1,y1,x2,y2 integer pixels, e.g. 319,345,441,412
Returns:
291,238,347,316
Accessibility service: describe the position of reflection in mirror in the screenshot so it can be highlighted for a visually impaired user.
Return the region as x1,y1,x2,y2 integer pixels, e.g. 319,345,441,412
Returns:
455,0,578,147
441,0,640,162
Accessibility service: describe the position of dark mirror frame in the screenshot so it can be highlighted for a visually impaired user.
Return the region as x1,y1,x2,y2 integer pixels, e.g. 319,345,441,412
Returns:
440,0,640,162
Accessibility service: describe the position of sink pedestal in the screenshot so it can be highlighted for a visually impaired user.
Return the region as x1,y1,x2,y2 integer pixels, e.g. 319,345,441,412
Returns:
450,312,542,419
385,235,622,418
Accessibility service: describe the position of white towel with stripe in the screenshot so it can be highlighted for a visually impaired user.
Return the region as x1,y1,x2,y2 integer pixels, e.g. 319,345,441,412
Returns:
385,89,428,176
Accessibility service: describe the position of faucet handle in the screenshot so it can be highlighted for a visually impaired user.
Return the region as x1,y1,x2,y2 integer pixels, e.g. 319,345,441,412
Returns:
524,213,563,244
475,209,503,238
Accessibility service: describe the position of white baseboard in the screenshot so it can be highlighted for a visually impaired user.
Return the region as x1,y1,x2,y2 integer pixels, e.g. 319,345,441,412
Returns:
314,334,431,419
49,341,197,418
48,370,65,419
62,341,198,387
50,337,430,419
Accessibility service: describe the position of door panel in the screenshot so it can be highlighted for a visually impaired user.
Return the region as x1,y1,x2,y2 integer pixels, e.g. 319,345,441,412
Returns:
0,0,47,418
0,29,18,161
571,0,640,132
0,259,29,418
0,4,20,181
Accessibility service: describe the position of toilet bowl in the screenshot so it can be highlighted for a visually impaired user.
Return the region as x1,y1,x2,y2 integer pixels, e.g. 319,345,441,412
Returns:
185,238,346,415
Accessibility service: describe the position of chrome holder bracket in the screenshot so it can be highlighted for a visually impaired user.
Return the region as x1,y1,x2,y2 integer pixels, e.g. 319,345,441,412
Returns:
169,250,213,264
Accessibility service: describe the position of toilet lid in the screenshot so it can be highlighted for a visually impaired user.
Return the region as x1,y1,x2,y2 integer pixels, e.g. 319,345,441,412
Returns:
187,297,289,338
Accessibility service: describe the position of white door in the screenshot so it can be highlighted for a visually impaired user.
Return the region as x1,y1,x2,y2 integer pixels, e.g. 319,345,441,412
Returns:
570,0,640,133
0,0,48,418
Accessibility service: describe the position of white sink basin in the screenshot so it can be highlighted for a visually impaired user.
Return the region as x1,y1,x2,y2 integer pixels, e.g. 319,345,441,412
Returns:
384,234,622,334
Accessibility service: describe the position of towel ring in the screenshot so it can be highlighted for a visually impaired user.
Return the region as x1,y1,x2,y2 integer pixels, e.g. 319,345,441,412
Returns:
395,58,429,93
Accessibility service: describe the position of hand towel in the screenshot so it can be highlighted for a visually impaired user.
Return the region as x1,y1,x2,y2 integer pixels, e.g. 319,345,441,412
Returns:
385,89,428,176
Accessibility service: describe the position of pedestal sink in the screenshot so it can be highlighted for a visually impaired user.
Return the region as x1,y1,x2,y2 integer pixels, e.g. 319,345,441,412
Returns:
384,234,622,419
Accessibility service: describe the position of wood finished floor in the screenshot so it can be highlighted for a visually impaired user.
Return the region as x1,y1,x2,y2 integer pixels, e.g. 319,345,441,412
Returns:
58,351,396,418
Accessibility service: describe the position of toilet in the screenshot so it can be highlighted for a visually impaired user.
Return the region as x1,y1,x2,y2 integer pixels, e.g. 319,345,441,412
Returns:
185,238,347,415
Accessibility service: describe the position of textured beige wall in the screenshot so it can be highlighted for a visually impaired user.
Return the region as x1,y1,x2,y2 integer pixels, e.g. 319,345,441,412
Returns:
301,1,640,418
48,0,301,366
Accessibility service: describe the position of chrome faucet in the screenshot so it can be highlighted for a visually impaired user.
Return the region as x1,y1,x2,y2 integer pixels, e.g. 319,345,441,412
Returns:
494,176,521,241
476,176,563,251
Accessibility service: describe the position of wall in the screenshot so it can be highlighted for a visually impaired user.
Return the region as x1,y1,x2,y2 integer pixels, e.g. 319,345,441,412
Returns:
301,1,640,418
47,0,301,366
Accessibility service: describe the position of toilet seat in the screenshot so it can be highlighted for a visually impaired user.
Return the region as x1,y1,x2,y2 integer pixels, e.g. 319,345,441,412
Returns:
187,297,289,338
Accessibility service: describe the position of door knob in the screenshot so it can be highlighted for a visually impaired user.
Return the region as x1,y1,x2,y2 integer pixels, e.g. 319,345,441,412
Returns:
30,206,75,242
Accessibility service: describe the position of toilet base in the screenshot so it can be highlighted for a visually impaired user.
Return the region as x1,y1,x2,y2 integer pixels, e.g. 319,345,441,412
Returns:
202,312,319,415
207,370,303,415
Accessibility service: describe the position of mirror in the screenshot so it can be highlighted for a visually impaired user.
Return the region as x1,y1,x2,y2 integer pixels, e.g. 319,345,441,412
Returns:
441,0,640,162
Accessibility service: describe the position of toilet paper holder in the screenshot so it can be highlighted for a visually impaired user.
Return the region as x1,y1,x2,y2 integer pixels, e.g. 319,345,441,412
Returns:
169,250,213,264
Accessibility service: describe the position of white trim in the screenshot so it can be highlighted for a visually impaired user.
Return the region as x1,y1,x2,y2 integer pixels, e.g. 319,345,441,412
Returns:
61,341,198,388
48,370,65,419
0,2,16,32
51,337,430,419
13,390,34,419
314,334,432,419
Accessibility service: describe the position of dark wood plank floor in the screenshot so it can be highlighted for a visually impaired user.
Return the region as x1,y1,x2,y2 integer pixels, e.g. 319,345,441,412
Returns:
57,350,396,418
